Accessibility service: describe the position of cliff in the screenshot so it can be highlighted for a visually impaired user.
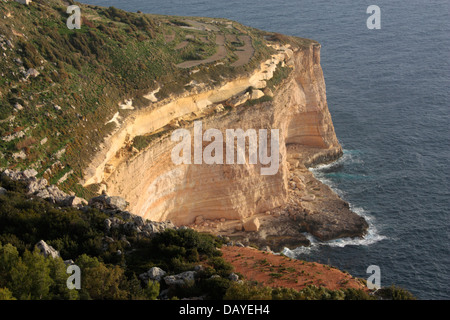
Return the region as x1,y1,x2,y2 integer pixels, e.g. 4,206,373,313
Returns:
0,0,367,251
82,41,368,250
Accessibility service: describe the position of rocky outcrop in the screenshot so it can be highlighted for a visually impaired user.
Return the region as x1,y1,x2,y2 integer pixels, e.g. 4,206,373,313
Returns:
243,217,260,232
89,194,129,211
164,271,196,286
103,212,176,238
139,267,167,282
1,168,177,242
1,169,88,208
36,240,60,259
15,0,32,5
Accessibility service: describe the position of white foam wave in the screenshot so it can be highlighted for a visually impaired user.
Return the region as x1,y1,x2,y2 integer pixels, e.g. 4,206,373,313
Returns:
310,150,363,172
324,206,387,248
283,211,387,257
282,150,386,256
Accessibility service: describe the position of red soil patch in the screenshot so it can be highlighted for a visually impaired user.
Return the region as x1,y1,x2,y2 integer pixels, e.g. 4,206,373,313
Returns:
221,246,367,292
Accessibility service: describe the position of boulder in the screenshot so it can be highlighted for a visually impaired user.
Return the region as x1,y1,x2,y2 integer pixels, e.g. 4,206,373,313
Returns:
195,215,204,225
22,169,38,179
12,150,27,160
227,92,250,108
243,217,260,232
250,89,264,100
124,222,141,233
104,217,124,232
117,211,132,220
27,178,48,194
263,87,274,97
88,195,129,211
228,273,239,282
164,271,196,286
25,68,39,79
14,103,23,111
36,184,69,204
64,196,88,208
106,196,128,210
0,187,6,196
261,246,273,253
36,240,60,259
132,215,145,227
15,0,33,5
214,104,225,113
140,267,167,282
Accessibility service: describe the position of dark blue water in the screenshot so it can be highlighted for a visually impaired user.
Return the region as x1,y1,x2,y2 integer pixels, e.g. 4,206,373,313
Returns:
80,0,450,299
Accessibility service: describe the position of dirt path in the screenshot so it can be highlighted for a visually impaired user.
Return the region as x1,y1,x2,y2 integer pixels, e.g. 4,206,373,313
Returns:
183,19,220,32
231,35,255,67
176,34,227,68
221,246,367,292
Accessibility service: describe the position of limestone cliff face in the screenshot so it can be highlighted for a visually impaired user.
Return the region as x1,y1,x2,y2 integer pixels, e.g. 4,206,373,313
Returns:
82,42,343,227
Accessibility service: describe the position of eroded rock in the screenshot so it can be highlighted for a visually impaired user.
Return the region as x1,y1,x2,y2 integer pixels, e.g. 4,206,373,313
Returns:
243,217,260,232
36,240,60,259
164,271,196,286
140,267,167,282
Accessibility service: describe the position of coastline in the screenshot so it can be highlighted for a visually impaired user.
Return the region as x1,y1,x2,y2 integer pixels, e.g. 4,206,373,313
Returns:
192,147,369,252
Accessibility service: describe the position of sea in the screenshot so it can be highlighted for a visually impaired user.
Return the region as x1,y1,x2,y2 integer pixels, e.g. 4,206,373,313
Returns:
79,0,449,299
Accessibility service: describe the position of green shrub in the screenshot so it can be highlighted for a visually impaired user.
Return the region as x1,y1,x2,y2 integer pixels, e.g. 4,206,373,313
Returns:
374,285,416,300
143,280,160,300
0,287,16,300
200,276,232,300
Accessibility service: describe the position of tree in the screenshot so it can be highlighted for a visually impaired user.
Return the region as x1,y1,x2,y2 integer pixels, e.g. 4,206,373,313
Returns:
11,248,53,300
0,287,16,300
76,254,128,300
